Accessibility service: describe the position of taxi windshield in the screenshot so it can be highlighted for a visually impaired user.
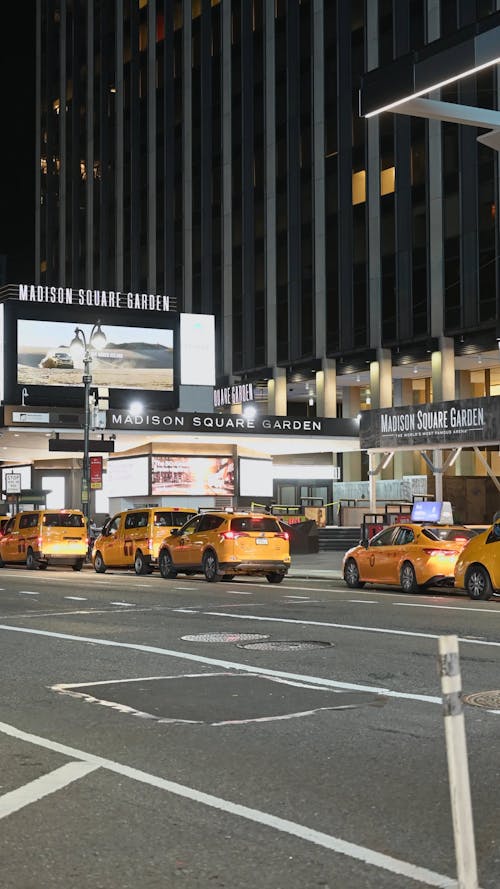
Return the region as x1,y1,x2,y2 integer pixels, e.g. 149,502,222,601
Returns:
43,513,85,528
231,517,282,533
422,527,474,542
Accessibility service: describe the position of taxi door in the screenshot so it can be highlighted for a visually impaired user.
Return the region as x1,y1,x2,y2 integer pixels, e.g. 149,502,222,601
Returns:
0,516,17,562
365,526,399,583
169,515,203,567
100,514,124,567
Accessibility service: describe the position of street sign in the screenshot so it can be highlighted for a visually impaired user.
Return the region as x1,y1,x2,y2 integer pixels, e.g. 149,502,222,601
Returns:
90,456,103,490
5,473,21,494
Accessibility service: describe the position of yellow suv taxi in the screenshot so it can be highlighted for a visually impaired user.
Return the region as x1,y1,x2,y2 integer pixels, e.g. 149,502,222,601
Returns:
158,511,291,583
92,506,197,574
454,520,500,600
0,509,87,570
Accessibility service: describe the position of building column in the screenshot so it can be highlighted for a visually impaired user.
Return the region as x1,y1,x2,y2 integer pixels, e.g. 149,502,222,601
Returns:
370,348,392,409
393,379,416,479
455,370,476,475
267,367,287,416
342,386,362,482
431,335,455,402
316,358,336,417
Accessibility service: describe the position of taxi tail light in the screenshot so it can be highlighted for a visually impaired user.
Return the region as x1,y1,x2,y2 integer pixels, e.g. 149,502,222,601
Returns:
149,537,153,551
275,531,289,540
37,536,43,549
423,547,457,556
219,531,250,541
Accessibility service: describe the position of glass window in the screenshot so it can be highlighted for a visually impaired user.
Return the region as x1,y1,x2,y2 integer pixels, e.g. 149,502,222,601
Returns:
179,516,202,535
422,527,475,542
108,515,121,534
19,513,39,529
395,527,415,545
231,517,282,533
370,527,397,547
486,524,500,544
198,514,225,532
3,518,14,534
43,513,85,528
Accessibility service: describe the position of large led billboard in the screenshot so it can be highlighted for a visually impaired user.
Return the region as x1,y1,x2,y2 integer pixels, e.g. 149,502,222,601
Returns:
17,320,174,391
151,456,234,496
238,458,273,497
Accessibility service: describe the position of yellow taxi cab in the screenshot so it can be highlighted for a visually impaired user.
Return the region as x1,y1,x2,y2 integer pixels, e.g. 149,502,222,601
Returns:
343,502,475,593
158,510,291,583
0,509,88,570
454,519,500,600
92,506,197,574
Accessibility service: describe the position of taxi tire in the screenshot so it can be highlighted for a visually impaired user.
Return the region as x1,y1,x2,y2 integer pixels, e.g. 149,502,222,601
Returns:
94,551,107,574
343,558,365,589
26,548,38,570
465,564,493,600
72,560,84,572
134,550,150,576
203,550,223,583
0,554,5,568
266,572,285,584
39,562,48,570
400,561,420,594
159,549,177,579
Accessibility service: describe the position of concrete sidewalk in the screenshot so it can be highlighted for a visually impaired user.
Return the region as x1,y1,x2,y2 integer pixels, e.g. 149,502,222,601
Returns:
287,551,344,581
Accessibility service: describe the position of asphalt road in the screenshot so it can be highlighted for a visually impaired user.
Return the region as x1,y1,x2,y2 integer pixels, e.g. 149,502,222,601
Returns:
0,566,499,889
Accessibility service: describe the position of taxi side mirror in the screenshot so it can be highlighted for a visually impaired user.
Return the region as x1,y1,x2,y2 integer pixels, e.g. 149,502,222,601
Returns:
361,538,369,549
170,528,180,536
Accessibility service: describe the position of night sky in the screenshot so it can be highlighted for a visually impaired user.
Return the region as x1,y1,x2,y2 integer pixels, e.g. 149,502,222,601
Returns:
1,7,36,283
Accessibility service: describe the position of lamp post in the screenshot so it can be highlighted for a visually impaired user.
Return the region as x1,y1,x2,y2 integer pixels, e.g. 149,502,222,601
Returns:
70,323,107,518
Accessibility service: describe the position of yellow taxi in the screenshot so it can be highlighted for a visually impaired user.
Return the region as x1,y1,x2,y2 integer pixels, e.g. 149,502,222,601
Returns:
454,519,500,600
343,519,475,593
92,506,197,574
158,510,291,583
0,509,88,570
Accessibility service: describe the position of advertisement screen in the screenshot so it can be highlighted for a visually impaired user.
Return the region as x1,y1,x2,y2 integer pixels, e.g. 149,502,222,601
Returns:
17,320,174,391
238,458,273,497
151,456,234,496
106,457,149,498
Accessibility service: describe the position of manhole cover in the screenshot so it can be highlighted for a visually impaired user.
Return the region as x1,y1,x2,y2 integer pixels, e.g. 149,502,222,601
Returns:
238,640,333,651
463,690,500,710
181,632,269,643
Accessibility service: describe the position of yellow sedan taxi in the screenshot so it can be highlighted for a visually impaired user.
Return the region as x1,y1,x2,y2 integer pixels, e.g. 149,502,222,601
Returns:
158,510,291,583
343,522,475,594
454,520,500,600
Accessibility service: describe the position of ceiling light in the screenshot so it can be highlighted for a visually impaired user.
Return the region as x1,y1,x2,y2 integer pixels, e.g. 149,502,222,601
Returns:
308,396,314,406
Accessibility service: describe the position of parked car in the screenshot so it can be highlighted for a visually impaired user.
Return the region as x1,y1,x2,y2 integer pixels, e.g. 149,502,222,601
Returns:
343,522,475,593
454,520,500,600
92,506,197,574
158,510,291,583
0,509,87,570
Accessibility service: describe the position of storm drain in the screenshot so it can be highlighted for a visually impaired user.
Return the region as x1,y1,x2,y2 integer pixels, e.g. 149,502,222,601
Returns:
237,640,334,651
181,632,269,643
463,690,500,711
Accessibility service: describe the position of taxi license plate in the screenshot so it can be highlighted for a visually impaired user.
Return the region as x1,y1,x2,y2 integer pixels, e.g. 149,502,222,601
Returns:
256,538,268,545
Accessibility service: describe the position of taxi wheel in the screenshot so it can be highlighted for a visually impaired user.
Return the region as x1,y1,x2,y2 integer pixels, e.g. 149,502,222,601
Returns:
343,558,365,589
266,572,284,584
134,550,150,576
39,562,48,570
159,549,177,579
26,549,38,570
465,564,493,600
203,550,223,582
94,551,107,574
400,562,420,594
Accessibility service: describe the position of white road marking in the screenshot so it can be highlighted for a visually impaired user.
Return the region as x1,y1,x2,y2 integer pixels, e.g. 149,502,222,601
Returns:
0,761,98,820
228,591,252,595
395,601,500,614
64,596,88,601
349,600,379,604
0,623,441,704
0,719,457,888
134,584,151,588
174,587,198,591
256,583,339,593
18,591,39,596
284,595,310,599
110,601,136,607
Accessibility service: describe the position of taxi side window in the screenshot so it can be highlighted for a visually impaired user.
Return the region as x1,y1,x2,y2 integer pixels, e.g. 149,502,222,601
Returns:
108,515,121,534
486,523,500,544
19,513,39,529
395,528,415,546
180,516,202,535
198,514,224,532
125,512,148,529
370,527,397,547
3,518,14,534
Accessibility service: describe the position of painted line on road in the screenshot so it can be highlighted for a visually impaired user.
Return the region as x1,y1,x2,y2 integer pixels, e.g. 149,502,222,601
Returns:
284,595,310,600
0,623,441,704
64,596,88,601
0,719,457,888
395,601,500,614
349,600,379,604
18,591,39,596
109,602,136,607
0,761,98,820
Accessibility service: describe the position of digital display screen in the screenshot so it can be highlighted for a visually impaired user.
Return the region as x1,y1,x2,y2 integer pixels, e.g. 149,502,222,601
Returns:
17,320,174,391
151,456,235,496
106,457,149,498
411,501,450,523
239,458,273,497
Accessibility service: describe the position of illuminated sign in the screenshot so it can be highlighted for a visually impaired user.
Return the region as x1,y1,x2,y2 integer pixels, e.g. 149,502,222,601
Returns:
151,456,234,496
17,320,174,392
17,284,175,312
180,314,215,386
214,383,254,408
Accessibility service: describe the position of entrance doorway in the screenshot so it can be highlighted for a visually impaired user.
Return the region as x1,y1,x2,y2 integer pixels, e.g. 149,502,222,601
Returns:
275,482,334,524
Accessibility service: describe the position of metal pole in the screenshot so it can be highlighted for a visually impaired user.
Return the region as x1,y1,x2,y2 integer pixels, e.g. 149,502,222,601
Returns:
438,635,479,889
82,350,92,519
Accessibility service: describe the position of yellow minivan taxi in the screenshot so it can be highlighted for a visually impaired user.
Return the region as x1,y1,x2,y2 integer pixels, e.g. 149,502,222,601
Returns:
92,506,197,574
158,510,291,583
0,509,88,570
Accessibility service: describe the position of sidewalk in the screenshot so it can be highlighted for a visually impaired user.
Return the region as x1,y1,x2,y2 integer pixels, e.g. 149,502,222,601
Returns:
287,550,344,581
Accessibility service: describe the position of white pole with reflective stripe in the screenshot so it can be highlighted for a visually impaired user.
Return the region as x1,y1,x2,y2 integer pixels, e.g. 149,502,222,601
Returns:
438,635,479,889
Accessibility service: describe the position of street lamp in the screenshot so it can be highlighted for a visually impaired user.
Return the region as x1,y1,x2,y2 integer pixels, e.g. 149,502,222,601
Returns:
69,323,107,518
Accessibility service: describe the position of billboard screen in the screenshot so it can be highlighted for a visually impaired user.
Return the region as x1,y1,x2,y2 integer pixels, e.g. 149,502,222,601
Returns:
106,457,150,498
17,320,174,391
238,458,273,497
151,456,234,496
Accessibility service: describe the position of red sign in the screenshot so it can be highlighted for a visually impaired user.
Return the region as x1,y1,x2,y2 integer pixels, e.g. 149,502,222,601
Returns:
90,456,103,490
